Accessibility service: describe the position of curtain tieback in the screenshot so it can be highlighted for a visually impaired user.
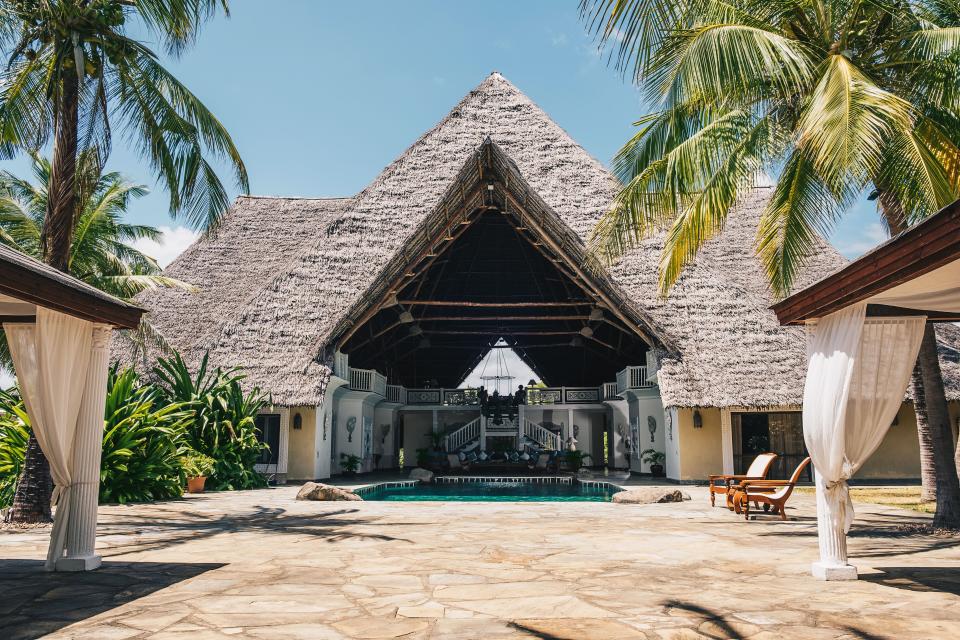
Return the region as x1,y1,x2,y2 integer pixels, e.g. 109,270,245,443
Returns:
51,481,97,506
822,461,856,534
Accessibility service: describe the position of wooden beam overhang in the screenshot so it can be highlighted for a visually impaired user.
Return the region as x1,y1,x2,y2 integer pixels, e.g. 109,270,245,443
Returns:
0,247,145,329
772,199,960,325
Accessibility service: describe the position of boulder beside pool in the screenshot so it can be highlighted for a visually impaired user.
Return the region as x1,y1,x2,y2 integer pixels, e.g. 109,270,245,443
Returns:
296,482,362,501
612,488,690,504
409,467,434,483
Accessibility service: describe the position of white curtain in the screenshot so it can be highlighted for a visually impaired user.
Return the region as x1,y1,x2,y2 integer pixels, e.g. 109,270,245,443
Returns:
4,307,93,569
803,303,925,534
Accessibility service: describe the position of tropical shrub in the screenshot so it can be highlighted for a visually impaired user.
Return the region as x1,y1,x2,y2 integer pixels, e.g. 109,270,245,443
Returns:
153,352,270,491
0,389,29,509
99,366,191,504
180,451,216,478
0,368,190,508
340,454,361,474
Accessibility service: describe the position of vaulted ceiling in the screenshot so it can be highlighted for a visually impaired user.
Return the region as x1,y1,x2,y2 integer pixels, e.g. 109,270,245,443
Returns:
341,207,649,387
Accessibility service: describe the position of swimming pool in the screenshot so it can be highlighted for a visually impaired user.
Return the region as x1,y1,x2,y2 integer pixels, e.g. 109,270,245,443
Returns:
356,478,622,502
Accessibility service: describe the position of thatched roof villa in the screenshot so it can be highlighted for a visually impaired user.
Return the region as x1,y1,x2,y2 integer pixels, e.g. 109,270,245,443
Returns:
132,73,960,483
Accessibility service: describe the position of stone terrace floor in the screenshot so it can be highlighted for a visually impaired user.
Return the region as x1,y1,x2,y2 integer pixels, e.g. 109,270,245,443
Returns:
2,480,959,639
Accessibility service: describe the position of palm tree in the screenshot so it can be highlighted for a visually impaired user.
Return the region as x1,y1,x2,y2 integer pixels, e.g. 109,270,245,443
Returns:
0,151,190,299
0,0,245,523
581,0,960,527
0,151,194,522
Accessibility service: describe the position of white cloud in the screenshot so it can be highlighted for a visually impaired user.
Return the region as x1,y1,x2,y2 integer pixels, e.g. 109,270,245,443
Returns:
133,226,200,268
833,222,888,259
0,368,13,389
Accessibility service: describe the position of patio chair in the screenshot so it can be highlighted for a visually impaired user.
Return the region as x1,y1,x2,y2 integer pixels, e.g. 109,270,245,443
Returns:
708,452,778,508
733,457,812,521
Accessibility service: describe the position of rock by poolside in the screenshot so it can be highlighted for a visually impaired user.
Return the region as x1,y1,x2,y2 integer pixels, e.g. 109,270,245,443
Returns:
409,467,434,483
295,482,362,501
613,488,690,504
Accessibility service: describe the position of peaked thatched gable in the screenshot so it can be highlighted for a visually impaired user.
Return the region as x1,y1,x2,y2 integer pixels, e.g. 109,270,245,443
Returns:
130,72,957,408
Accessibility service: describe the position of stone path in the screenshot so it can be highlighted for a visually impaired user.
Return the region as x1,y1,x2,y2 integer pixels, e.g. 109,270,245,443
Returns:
1,482,959,639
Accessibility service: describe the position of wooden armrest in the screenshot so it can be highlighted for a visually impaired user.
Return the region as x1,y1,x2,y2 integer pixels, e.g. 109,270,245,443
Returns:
740,480,793,489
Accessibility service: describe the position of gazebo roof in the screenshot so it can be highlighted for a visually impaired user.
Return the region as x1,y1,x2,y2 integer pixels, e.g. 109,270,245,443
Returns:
772,199,960,325
0,243,144,329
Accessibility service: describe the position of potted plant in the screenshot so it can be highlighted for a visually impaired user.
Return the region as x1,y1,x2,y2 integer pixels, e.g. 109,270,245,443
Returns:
561,450,592,472
340,453,361,476
427,431,448,469
641,449,666,477
181,451,216,493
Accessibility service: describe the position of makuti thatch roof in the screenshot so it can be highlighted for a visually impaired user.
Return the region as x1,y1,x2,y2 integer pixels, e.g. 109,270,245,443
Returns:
130,72,959,408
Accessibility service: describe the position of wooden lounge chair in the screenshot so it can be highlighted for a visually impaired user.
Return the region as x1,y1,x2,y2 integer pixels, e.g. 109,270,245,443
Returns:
733,457,812,521
708,452,778,508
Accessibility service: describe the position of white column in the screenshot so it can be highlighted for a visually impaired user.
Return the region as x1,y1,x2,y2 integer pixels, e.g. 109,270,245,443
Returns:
812,472,858,580
720,409,734,475
58,324,111,572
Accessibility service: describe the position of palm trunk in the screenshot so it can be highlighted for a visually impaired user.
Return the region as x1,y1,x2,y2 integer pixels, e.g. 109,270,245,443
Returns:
879,193,960,528
915,324,960,527
7,68,79,524
911,366,938,502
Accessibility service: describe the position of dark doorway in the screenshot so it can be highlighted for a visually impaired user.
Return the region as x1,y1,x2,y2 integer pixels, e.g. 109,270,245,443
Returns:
254,413,281,465
732,412,811,481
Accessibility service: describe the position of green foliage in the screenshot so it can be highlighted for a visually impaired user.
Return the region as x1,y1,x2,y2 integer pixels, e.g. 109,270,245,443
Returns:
0,368,191,508
0,388,29,509
0,151,196,369
640,449,666,466
180,451,216,478
153,351,270,491
562,450,593,469
0,0,248,230
99,366,190,504
340,453,361,473
582,0,960,296
415,448,430,467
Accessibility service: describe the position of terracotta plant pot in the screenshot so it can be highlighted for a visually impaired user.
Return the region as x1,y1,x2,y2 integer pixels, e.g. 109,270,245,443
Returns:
187,476,207,493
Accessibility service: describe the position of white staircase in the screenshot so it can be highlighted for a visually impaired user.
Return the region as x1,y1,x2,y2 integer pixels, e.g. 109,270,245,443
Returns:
444,417,481,452
522,418,561,450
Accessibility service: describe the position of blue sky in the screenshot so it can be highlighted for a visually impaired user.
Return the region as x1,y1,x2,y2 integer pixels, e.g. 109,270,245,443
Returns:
2,0,882,261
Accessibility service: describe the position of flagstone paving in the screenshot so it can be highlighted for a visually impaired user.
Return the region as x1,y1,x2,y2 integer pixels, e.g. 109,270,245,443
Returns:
2,481,959,639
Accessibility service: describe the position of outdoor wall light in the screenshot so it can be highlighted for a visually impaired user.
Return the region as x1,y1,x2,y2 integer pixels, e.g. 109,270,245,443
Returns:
293,413,303,430
693,410,703,429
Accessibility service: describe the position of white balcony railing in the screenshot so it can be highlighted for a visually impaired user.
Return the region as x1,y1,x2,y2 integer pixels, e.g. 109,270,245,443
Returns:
349,367,387,396
601,382,620,400
445,417,481,452
616,365,653,395
386,385,406,404
333,351,349,379
523,418,561,450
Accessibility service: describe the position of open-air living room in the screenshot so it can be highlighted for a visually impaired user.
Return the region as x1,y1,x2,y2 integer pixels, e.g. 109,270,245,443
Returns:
4,2,960,639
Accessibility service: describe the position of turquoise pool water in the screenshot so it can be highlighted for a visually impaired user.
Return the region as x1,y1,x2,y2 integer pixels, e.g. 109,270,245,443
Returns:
360,481,621,502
